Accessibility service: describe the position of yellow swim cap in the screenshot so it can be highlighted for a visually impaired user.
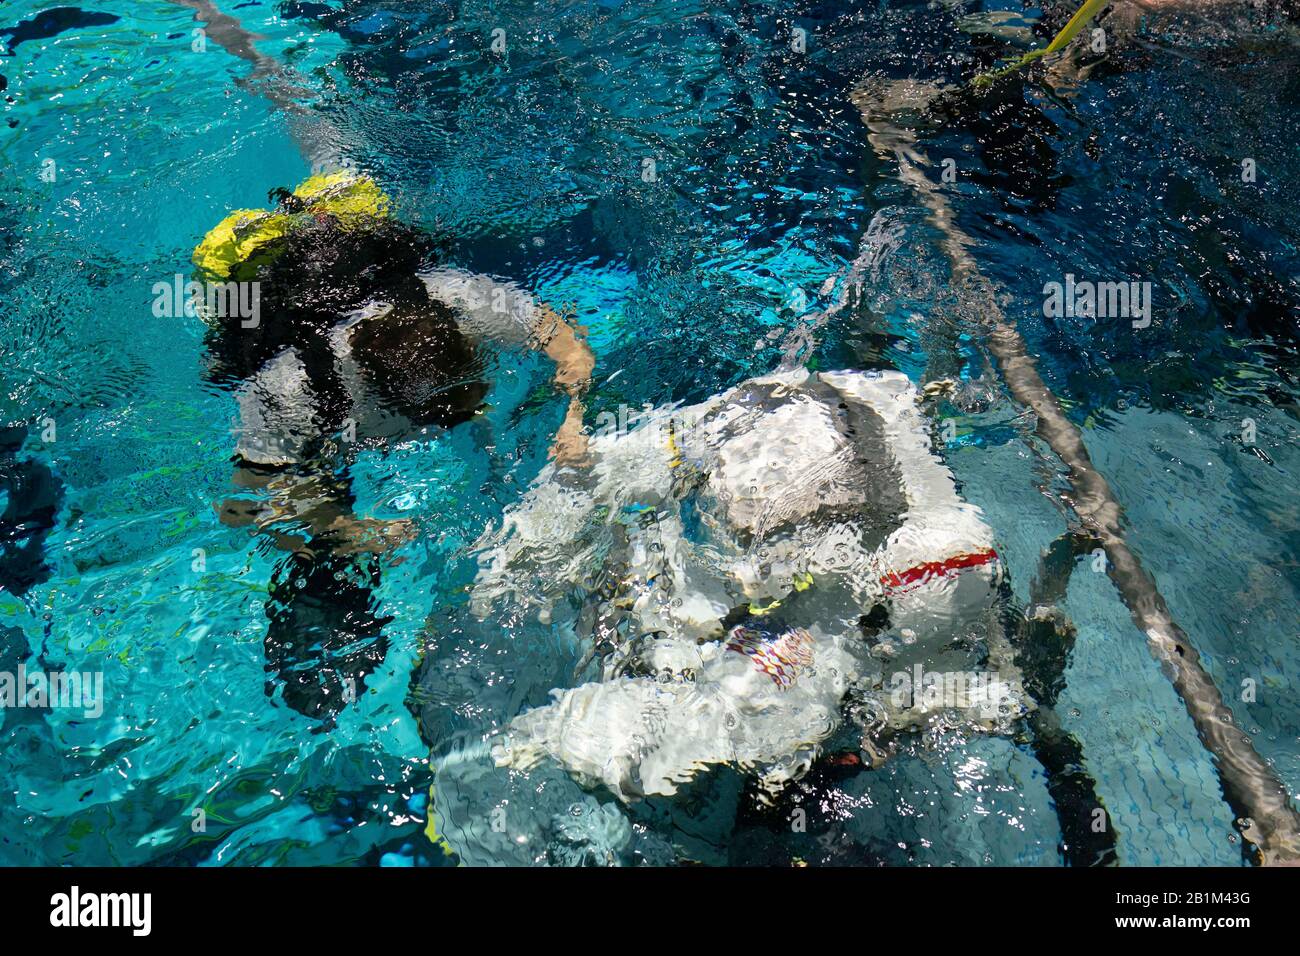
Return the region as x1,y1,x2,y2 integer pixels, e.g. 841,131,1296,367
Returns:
192,172,392,281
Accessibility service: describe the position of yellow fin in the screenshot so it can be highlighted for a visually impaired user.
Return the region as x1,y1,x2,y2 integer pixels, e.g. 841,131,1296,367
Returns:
191,173,391,283
192,209,293,281
972,0,1108,88
293,171,390,224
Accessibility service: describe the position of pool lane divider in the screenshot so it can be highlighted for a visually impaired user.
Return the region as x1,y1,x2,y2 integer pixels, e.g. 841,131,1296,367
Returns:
166,0,342,169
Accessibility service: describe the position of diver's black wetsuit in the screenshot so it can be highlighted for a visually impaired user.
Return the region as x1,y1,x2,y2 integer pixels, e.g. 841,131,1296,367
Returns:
203,213,487,435
204,210,488,723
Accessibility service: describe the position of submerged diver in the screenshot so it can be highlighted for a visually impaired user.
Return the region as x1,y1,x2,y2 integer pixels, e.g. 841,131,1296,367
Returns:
417,366,1043,862
195,171,594,722
484,368,1017,794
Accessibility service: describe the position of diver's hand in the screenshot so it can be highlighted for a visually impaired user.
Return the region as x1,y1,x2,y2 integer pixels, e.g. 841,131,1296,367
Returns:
216,496,263,529
549,397,590,468
536,304,594,468
318,516,416,555
216,497,314,555
553,344,595,390
216,497,413,555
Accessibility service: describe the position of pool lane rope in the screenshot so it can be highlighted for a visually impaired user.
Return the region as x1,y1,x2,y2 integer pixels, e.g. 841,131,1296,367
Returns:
854,85,1300,866
168,0,343,169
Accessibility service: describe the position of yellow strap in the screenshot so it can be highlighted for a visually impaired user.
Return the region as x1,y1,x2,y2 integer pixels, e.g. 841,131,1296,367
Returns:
973,0,1109,88
665,419,685,469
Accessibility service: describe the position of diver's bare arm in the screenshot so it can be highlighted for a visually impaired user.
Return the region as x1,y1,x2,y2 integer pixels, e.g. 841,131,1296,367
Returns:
537,306,595,466
540,307,596,388
168,1,312,106
218,456,410,555
218,458,343,551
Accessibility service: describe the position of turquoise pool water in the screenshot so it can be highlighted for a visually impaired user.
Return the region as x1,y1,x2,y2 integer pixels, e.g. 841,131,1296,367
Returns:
0,0,1297,865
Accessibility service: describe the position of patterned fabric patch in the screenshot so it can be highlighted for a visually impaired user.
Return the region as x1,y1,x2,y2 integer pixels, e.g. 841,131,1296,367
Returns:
726,626,815,689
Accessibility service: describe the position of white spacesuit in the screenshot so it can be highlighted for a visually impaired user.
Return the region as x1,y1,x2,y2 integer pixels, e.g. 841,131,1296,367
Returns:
464,367,1026,804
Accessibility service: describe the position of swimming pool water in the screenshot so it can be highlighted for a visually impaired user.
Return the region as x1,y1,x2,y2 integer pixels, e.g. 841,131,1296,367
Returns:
0,0,1297,865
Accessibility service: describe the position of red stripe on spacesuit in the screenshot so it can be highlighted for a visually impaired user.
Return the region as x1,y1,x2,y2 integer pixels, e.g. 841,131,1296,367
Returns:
880,548,999,592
